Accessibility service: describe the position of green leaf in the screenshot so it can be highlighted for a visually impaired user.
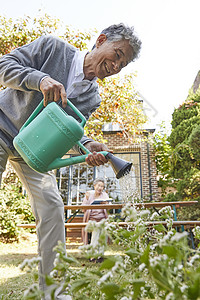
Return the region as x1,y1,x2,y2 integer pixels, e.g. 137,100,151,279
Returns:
100,283,122,299
70,279,90,293
131,226,147,243
131,279,145,298
45,275,55,286
153,224,167,232
150,267,172,292
188,275,200,299
99,257,118,270
62,256,78,264
121,230,133,239
125,248,140,260
162,245,179,259
90,269,103,277
140,244,150,266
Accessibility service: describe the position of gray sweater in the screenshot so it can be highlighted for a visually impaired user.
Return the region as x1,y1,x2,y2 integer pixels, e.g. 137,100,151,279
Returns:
0,35,101,150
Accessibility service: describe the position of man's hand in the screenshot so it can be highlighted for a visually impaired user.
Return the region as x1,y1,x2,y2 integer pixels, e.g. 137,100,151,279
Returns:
84,141,113,166
40,77,67,107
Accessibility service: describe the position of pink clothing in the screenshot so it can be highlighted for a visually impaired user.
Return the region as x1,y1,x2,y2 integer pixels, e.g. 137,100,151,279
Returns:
81,190,109,245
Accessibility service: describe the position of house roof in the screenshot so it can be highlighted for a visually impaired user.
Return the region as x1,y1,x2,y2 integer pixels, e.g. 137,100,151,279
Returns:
193,70,200,93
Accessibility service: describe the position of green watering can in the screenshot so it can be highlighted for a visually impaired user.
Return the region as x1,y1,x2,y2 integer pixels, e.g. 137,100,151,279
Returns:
13,99,132,178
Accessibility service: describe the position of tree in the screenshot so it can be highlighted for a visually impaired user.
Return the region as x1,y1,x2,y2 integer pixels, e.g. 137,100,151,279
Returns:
85,74,147,143
0,13,93,55
0,12,146,143
152,122,174,196
169,86,200,176
155,83,200,202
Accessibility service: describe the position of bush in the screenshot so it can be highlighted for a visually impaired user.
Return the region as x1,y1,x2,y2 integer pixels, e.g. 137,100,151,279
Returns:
171,102,200,128
188,124,200,161
0,165,35,242
169,116,200,148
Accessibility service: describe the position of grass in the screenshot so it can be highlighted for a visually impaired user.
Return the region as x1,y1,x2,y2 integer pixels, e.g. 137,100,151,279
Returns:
0,233,38,300
0,233,123,300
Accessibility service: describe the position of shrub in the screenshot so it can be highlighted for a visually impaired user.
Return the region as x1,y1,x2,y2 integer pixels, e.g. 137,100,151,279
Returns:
188,124,200,161
0,165,35,242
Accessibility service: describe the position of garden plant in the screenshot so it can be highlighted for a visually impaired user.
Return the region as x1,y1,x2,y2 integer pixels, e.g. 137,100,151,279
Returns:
21,202,200,300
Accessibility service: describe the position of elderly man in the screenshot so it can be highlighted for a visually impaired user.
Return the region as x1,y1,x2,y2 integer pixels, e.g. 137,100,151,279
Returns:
0,23,141,299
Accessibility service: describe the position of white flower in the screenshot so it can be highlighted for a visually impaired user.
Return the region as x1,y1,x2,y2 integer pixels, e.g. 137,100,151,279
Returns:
134,218,145,226
180,284,188,293
85,220,97,231
121,204,138,222
178,264,183,270
53,257,60,267
159,206,174,218
149,256,161,267
139,210,150,218
112,261,123,272
149,254,168,267
19,256,41,270
171,231,188,242
19,258,29,270
138,263,146,271
97,271,113,285
97,260,124,285
190,254,199,264
50,270,58,277
192,226,200,237
159,231,174,246
150,212,160,220
165,292,174,300
24,284,39,297
150,243,158,250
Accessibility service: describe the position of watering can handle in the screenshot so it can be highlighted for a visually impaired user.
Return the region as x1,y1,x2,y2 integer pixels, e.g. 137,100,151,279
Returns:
66,100,86,127
20,99,86,132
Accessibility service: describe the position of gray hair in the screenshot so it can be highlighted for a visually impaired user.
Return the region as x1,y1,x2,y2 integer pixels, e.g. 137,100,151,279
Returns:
93,177,105,186
93,23,142,62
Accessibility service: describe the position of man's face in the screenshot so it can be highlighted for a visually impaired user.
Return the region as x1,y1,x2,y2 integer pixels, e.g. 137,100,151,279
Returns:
93,34,133,80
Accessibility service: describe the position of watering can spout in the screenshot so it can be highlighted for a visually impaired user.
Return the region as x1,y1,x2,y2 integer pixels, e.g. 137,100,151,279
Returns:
105,153,132,179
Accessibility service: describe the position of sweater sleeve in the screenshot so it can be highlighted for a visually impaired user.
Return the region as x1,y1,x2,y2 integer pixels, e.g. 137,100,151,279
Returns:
0,35,53,92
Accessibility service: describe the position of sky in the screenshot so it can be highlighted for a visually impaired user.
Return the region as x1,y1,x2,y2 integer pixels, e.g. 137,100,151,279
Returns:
1,0,200,132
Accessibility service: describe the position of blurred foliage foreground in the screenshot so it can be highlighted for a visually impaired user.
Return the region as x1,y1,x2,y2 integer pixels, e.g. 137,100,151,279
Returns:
20,204,200,300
